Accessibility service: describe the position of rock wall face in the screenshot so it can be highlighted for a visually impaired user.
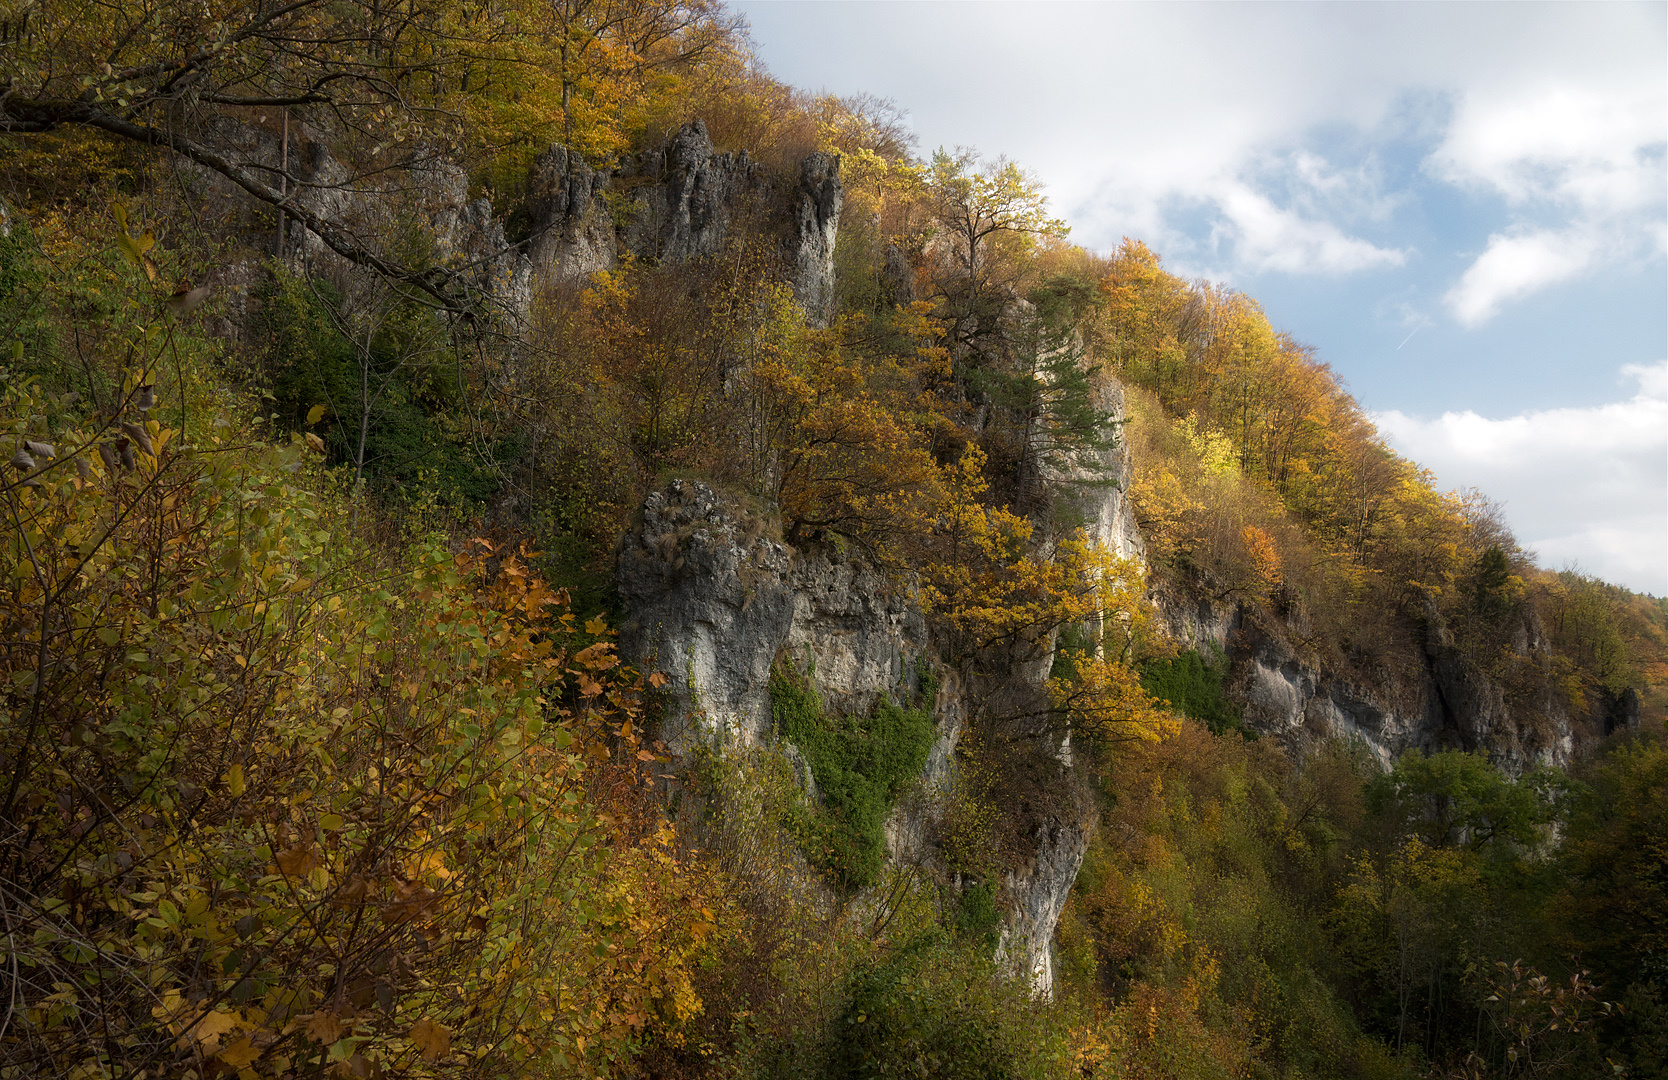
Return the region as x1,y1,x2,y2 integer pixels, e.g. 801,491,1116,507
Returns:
524,145,616,281
616,119,766,265
193,117,839,327
615,479,1092,997
788,151,843,325
616,480,935,753
615,480,796,751
998,820,1090,995
1058,379,1145,563
1152,587,1576,775
527,120,842,324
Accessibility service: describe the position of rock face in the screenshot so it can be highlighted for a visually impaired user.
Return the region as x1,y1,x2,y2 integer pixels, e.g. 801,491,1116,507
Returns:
616,119,766,265
524,145,616,281
615,480,796,751
186,117,532,315
1154,588,1576,775
999,820,1090,995
193,117,840,325
788,151,843,325
882,242,916,308
616,473,1100,999
615,480,932,754
1060,379,1145,563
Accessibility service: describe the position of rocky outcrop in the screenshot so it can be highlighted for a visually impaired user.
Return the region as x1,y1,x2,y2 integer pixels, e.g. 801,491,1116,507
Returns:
615,480,796,752
882,242,916,308
524,145,616,281
193,117,839,325
999,820,1091,996
616,120,767,265
615,479,934,754
1153,586,1575,775
615,478,1090,997
186,117,532,314
1061,379,1144,563
788,151,842,324
783,552,928,720
1234,620,1430,771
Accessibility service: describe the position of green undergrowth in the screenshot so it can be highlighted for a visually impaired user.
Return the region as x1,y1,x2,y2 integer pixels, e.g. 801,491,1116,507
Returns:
949,881,1002,949
828,931,1030,1080
770,663,938,892
1141,647,1248,736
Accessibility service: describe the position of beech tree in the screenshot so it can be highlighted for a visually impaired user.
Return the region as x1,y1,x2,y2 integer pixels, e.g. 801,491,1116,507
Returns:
925,149,1067,352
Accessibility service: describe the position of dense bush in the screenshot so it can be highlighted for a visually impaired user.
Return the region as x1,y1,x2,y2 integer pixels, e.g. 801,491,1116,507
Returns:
1140,648,1246,736
770,666,937,891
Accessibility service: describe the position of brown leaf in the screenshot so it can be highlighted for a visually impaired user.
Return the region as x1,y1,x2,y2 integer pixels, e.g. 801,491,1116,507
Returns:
275,843,320,878
119,421,154,456
331,873,371,909
304,1008,346,1045
409,1017,451,1062
380,879,437,925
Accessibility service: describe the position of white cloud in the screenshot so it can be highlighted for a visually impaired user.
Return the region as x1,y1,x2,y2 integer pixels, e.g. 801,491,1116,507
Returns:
1212,182,1407,275
1443,226,1602,327
1375,363,1668,594
1429,84,1665,212
738,1,1664,294
1430,82,1667,324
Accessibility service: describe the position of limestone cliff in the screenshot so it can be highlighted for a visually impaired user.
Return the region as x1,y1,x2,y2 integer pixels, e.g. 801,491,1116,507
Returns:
615,477,1099,996
1150,578,1576,775
194,117,841,325
531,119,844,323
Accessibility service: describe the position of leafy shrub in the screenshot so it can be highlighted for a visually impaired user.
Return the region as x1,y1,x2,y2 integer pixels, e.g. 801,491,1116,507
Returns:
0,344,715,1077
1141,648,1246,735
770,665,936,892
827,932,1019,1080
950,882,1002,949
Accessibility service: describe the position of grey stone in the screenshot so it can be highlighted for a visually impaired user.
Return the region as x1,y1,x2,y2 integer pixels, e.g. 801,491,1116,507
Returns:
788,151,843,325
615,479,795,753
617,119,764,265
525,144,617,281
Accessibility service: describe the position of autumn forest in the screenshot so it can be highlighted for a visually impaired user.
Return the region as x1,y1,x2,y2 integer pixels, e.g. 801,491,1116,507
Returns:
0,2,1664,1079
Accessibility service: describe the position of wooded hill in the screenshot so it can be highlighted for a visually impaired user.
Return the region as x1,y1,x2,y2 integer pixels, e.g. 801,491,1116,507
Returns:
1,2,1664,1078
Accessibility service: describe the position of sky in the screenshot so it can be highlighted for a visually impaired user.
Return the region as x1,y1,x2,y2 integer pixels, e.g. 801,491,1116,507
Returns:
731,0,1668,595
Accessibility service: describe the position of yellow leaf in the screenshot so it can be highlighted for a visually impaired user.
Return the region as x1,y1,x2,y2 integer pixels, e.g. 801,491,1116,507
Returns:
218,1037,262,1067
228,763,244,797
188,1009,239,1049
306,404,329,426
409,1017,451,1062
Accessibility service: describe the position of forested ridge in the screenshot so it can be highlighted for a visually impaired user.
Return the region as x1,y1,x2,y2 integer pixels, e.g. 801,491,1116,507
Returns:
1,2,1664,1078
